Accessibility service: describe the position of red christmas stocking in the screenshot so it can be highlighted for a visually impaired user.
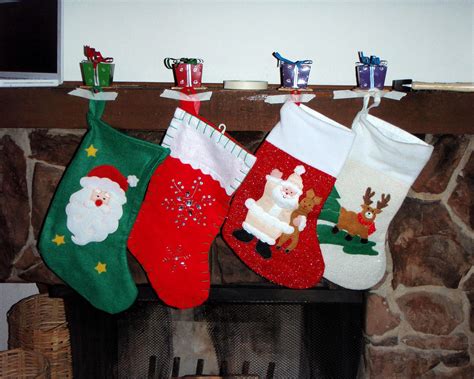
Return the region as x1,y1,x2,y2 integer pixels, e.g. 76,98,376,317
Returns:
128,108,256,308
222,103,355,288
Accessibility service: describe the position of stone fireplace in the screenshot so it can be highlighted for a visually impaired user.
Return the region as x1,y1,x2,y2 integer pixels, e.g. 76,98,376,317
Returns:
0,85,472,378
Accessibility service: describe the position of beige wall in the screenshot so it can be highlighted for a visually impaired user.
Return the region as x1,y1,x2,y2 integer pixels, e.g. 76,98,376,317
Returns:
62,0,474,84
0,284,38,350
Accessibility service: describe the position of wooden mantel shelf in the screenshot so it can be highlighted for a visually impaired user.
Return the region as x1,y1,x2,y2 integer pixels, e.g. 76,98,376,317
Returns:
1,82,473,134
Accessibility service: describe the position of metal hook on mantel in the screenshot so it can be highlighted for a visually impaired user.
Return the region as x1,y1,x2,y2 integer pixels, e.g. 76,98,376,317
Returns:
218,123,226,135
160,87,213,116
68,86,118,101
160,88,213,102
265,89,315,104
332,87,406,101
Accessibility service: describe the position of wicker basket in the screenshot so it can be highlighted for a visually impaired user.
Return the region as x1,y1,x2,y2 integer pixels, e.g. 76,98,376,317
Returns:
8,294,72,378
0,348,50,379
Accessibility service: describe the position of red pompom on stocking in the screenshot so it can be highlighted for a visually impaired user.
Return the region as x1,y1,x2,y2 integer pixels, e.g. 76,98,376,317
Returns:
222,103,355,288
128,108,256,308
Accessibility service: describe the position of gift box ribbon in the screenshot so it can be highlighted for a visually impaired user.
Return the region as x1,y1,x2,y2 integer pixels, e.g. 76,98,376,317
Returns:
357,51,387,66
273,52,313,67
84,46,113,69
164,57,204,69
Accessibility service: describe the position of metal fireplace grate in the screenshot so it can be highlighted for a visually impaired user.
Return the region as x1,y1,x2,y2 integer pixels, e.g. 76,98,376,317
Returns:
116,302,363,379
117,301,173,378
52,285,364,378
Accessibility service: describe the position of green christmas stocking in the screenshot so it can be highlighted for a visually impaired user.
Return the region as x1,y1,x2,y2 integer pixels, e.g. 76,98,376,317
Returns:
39,101,169,313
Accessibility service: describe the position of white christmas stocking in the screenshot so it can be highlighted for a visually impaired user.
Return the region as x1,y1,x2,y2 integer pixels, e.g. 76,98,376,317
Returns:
317,96,433,290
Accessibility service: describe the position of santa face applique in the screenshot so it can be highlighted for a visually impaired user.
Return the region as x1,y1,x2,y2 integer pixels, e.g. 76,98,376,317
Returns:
233,165,308,259
66,165,138,246
90,189,111,207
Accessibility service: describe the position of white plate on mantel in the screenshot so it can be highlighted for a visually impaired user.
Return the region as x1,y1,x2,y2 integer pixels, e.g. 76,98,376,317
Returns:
223,80,268,90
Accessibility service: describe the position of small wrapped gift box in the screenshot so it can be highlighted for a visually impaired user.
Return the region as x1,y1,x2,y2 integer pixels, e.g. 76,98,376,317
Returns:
80,61,115,87
80,46,114,87
355,52,387,90
165,58,204,88
274,52,313,89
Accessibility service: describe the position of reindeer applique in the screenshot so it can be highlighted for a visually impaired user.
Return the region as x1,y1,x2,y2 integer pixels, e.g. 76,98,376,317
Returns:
332,187,390,243
276,189,322,253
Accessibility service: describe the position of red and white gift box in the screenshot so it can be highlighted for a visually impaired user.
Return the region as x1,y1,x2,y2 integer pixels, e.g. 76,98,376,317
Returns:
173,63,203,88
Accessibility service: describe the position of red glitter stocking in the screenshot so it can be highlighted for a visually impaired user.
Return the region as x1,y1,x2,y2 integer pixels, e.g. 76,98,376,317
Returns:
222,103,355,288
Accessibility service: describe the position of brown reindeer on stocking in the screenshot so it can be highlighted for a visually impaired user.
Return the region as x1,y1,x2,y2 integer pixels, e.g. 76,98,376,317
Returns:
276,189,322,253
332,187,390,244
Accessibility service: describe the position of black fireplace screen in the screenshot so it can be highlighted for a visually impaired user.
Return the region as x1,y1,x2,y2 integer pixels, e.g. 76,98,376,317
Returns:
116,302,363,379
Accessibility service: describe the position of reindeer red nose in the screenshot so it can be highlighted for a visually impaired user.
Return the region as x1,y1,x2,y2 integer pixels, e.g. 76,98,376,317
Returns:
95,199,103,207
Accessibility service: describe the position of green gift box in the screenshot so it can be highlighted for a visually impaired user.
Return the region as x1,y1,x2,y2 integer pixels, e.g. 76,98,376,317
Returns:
80,61,115,87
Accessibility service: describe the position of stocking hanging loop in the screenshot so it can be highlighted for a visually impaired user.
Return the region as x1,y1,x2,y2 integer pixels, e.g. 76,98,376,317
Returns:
178,87,200,116
87,100,107,122
361,91,382,113
352,91,381,130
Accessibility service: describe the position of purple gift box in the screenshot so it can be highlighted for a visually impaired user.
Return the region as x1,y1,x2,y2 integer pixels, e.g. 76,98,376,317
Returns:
273,52,313,89
356,64,387,90
280,62,312,89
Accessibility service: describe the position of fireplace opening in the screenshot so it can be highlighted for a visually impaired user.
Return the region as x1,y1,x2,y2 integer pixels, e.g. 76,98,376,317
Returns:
119,302,363,378
53,285,364,379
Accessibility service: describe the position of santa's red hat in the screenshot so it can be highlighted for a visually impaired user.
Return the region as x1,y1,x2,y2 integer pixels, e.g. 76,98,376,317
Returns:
80,165,138,203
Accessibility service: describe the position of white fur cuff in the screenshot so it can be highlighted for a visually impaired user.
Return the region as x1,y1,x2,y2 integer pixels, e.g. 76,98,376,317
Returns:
242,222,276,245
245,200,294,234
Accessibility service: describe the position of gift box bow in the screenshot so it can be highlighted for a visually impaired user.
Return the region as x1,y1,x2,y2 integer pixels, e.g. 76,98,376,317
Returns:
273,52,313,67
357,51,387,66
164,57,204,69
84,45,114,69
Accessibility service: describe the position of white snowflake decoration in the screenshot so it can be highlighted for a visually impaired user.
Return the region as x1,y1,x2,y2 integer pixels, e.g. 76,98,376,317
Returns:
162,245,191,272
162,176,216,228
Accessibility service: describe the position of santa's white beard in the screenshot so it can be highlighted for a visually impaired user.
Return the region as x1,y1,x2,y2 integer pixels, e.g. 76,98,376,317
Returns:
66,186,125,246
271,185,299,210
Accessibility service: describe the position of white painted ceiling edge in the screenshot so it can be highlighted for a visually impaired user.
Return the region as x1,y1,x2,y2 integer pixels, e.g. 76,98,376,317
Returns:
63,0,474,83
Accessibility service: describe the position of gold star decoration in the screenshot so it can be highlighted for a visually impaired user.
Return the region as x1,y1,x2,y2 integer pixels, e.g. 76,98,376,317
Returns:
85,144,98,157
51,234,65,246
95,262,107,274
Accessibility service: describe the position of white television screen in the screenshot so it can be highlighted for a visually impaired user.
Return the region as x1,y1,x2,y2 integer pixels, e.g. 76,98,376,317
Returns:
0,0,62,85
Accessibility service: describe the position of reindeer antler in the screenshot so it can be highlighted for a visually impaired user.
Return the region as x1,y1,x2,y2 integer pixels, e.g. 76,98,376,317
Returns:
377,193,391,210
363,187,375,205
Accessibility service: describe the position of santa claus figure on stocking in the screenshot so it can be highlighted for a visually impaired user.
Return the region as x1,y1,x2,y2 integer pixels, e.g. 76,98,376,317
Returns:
65,165,138,246
233,165,307,258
